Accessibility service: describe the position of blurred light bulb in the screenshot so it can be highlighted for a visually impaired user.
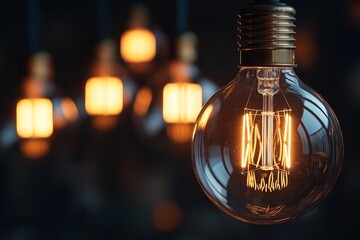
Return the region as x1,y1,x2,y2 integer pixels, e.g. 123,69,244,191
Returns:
163,83,202,124
85,77,123,116
163,82,202,143
120,4,170,79
16,98,53,158
120,5,156,64
16,98,53,138
13,51,79,158
23,51,78,130
60,97,79,122
85,39,136,131
192,2,344,224
120,29,156,63
85,77,123,131
132,32,217,154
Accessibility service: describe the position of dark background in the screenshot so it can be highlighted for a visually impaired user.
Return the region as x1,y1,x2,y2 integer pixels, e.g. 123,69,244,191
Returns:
0,0,359,239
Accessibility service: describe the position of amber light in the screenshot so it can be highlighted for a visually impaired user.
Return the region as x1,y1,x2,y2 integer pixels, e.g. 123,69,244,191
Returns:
240,111,292,192
166,124,193,143
120,29,156,63
85,77,123,116
61,97,79,122
133,87,152,117
152,200,184,232
163,83,202,124
20,139,50,159
16,98,53,138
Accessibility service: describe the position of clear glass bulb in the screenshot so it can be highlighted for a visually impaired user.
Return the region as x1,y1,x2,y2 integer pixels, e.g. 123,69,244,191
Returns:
192,67,344,224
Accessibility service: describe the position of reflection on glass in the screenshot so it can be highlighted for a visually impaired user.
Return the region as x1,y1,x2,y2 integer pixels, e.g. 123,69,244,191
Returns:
193,68,343,224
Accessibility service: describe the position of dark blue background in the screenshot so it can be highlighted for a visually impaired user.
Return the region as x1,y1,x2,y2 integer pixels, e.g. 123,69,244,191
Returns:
0,0,358,239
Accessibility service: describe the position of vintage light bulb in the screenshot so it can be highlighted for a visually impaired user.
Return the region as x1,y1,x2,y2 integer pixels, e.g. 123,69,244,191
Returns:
192,1,344,224
16,52,56,159
16,98,53,138
120,5,157,64
163,81,203,143
23,51,79,130
120,4,170,80
85,77,123,116
132,32,217,154
85,39,135,131
120,29,156,63
16,98,53,158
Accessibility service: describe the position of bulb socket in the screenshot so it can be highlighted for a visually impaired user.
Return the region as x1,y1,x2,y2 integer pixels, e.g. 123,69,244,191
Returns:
238,3,296,67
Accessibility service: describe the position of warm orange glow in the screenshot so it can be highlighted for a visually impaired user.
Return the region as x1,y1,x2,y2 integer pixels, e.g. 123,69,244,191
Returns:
133,87,152,116
120,29,156,63
241,113,248,169
91,116,119,131
85,77,123,116
16,98,53,138
166,124,193,143
61,97,79,122
198,104,213,130
20,139,50,159
285,113,291,169
163,83,202,124
152,201,184,232
240,110,292,192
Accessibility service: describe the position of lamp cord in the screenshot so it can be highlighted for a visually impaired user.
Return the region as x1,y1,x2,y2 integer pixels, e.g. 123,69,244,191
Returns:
26,0,40,53
96,0,110,40
176,0,188,34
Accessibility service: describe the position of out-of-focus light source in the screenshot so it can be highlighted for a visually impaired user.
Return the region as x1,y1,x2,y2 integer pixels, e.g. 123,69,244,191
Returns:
86,37,135,131
132,31,217,150
85,77,123,131
60,97,79,122
163,82,202,143
85,77,123,116
19,139,50,159
347,0,360,30
119,4,167,78
133,87,152,116
152,200,184,232
163,83,202,124
16,98,53,138
120,29,156,63
16,98,53,159
295,28,317,70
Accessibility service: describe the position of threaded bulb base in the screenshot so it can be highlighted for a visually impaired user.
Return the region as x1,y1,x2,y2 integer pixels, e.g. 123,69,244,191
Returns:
238,3,296,67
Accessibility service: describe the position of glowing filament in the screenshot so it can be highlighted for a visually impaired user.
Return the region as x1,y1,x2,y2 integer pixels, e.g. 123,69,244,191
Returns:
85,77,123,116
240,110,291,192
163,83,202,124
284,113,291,169
120,29,156,63
16,98,53,138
